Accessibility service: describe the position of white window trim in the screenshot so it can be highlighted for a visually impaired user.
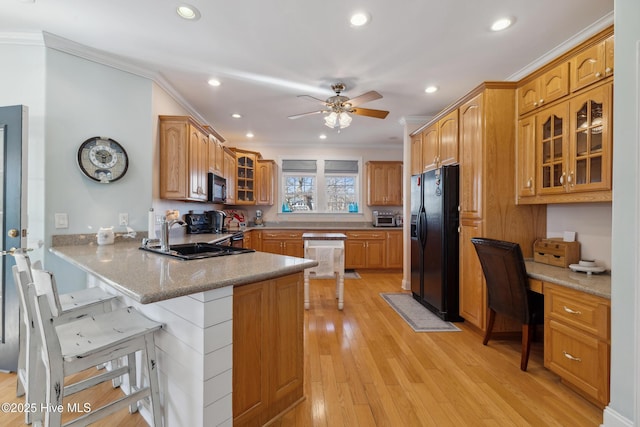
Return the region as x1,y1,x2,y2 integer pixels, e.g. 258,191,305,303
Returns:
277,155,363,215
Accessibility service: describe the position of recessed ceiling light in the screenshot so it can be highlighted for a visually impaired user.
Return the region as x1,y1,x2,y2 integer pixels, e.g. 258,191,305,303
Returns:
425,86,438,94
231,113,242,119
246,132,254,138
177,4,201,20
207,79,221,87
319,134,327,140
491,17,513,31
350,12,371,27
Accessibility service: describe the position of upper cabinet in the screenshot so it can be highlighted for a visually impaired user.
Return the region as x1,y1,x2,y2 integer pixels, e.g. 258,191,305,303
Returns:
366,161,403,206
207,131,224,177
159,116,211,202
414,110,459,174
223,147,236,205
517,63,569,116
516,27,613,204
256,159,276,206
234,149,257,205
570,35,614,93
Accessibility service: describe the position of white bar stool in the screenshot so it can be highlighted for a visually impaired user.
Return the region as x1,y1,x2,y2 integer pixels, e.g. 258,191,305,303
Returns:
12,250,118,425
27,267,163,427
302,233,347,310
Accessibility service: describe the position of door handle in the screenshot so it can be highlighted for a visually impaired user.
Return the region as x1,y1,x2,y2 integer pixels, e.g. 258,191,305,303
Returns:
7,228,19,238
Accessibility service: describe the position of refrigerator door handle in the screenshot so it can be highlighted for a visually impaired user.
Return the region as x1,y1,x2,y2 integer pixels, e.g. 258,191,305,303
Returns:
418,206,428,248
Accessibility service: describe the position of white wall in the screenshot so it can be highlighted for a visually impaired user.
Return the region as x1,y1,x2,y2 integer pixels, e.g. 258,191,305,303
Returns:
606,0,640,425
546,203,612,269
43,49,154,291
0,41,46,265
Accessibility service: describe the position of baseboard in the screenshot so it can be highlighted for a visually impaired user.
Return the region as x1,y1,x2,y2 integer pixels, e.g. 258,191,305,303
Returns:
602,406,634,427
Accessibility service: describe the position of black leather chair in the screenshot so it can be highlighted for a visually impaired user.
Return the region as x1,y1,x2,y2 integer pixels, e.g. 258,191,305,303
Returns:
470,237,544,371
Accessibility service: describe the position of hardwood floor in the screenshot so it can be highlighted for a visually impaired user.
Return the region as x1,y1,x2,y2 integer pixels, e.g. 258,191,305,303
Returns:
0,271,602,426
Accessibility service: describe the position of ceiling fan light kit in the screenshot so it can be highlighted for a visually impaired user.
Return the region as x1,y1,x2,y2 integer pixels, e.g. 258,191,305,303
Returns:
289,83,389,131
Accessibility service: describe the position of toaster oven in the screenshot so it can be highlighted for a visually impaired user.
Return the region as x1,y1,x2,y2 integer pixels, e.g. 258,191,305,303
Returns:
372,211,396,227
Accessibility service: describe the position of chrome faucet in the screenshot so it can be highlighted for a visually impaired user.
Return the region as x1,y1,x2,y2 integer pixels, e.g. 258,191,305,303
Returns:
160,216,186,252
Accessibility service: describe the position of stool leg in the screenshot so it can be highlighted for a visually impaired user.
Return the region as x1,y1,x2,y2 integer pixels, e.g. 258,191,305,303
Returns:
45,359,63,427
337,273,344,310
304,270,310,310
144,334,162,427
127,353,139,414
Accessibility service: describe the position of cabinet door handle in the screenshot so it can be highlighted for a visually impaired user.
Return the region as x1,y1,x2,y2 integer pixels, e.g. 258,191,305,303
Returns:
563,305,582,315
526,178,533,188
595,72,602,78
563,351,582,362
559,172,566,186
605,67,613,74
539,98,544,105
567,172,573,185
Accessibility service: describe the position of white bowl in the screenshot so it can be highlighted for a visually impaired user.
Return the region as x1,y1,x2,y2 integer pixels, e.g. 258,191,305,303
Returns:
579,260,596,267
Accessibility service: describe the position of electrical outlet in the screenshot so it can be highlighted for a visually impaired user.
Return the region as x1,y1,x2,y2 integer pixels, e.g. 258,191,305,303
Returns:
118,213,129,226
54,213,68,229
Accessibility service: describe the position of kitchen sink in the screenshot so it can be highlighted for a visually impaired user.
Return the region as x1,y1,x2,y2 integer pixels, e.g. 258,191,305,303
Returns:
140,242,255,260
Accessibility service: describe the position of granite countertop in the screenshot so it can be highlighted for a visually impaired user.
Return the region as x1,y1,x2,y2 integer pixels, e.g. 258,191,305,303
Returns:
50,235,318,304
525,260,611,299
243,221,403,230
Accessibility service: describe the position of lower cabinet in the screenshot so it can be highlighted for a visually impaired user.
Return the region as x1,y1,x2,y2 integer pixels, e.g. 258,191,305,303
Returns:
233,273,304,426
260,231,304,258
345,231,386,269
544,283,610,408
385,230,403,269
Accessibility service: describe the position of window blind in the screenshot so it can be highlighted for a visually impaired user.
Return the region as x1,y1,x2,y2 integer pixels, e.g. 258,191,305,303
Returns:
281,159,317,172
325,160,359,173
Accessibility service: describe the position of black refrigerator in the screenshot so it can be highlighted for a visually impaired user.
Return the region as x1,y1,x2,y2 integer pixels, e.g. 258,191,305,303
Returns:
410,165,462,321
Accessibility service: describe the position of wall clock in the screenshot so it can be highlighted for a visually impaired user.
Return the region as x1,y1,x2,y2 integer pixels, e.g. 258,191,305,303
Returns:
77,136,129,183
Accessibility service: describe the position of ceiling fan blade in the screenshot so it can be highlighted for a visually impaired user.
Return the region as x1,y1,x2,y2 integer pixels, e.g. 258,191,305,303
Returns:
351,107,389,119
288,110,325,119
347,90,382,107
297,95,328,105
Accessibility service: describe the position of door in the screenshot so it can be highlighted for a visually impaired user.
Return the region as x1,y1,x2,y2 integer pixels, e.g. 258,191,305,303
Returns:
0,105,28,371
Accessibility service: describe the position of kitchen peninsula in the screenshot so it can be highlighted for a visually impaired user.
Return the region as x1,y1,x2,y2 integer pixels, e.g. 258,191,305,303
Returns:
50,235,318,427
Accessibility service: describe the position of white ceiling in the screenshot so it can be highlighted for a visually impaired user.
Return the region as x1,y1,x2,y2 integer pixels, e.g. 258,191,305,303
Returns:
1,0,614,148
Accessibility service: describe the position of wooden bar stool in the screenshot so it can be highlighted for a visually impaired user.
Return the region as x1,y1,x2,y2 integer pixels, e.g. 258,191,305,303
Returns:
12,250,118,425
26,267,163,427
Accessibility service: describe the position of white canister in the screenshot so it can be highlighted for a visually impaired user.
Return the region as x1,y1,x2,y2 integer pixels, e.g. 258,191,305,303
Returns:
97,227,115,245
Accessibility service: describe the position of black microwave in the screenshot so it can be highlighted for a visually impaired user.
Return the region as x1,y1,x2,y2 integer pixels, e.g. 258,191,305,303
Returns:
208,173,227,203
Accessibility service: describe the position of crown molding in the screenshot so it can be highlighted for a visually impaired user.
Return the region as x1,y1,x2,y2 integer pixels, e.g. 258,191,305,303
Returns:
40,32,208,125
506,12,614,81
0,31,44,46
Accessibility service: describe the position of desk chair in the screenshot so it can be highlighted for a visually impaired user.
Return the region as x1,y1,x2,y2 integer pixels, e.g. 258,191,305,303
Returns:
471,237,544,371
27,267,163,426
12,250,117,424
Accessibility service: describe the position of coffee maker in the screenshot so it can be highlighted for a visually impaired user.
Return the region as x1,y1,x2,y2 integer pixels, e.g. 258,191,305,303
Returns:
206,210,227,233
254,209,264,226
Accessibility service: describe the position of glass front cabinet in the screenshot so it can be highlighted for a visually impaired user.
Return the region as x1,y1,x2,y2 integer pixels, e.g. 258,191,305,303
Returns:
535,82,611,199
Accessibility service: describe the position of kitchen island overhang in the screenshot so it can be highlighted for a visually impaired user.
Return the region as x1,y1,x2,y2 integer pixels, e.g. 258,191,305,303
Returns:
49,239,317,427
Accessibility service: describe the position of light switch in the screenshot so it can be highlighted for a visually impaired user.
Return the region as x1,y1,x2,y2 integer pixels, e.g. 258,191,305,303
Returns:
54,213,68,229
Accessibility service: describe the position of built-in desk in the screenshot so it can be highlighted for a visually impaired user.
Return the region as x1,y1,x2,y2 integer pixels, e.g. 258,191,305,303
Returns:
524,260,610,408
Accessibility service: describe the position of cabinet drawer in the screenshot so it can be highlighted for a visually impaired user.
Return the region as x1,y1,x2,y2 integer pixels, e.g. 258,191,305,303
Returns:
262,231,303,240
545,319,609,405
545,284,610,340
345,231,385,240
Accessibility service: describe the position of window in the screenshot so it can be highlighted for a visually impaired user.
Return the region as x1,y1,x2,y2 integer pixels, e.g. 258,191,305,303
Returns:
281,159,360,213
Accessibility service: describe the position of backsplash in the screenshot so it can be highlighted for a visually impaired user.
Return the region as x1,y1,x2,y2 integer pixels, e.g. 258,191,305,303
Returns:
546,202,612,270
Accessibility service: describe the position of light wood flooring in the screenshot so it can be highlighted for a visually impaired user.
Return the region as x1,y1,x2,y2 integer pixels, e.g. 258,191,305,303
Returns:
0,271,602,426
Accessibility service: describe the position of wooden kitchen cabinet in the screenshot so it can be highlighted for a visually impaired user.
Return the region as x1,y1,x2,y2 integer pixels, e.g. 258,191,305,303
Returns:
570,35,614,93
234,149,257,205
457,84,546,332
223,147,236,205
256,159,276,206
517,62,569,116
159,115,209,202
260,231,304,258
410,133,423,175
418,110,459,173
544,283,610,408
233,273,304,426
530,83,612,203
204,126,225,177
366,161,403,206
385,230,403,269
516,115,537,199
344,231,386,269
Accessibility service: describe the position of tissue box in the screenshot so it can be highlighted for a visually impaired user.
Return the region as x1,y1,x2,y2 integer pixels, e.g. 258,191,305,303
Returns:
533,238,580,268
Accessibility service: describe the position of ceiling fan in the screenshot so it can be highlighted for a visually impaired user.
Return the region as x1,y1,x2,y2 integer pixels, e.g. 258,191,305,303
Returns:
288,83,389,129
